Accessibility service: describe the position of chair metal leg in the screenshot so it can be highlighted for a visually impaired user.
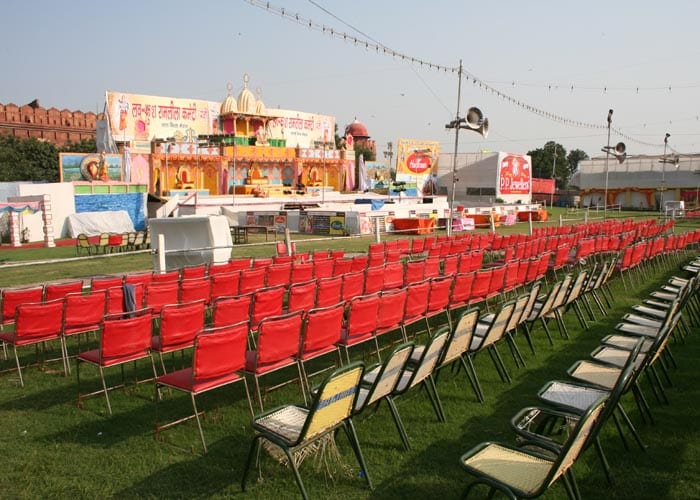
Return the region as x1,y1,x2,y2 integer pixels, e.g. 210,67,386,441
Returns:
385,396,411,450
343,418,374,491
465,354,485,403
241,435,261,492
617,403,648,452
593,436,615,485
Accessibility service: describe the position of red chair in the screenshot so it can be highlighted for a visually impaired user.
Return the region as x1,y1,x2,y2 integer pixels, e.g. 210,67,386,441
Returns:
442,255,459,277
228,257,252,271
296,302,346,401
424,276,454,335
401,280,430,340
332,258,352,276
44,280,83,301
90,275,123,293
337,293,380,363
424,257,441,279
376,288,408,343
152,300,206,375
383,262,405,291
155,321,253,453
287,280,317,313
312,249,330,261
239,267,266,294
0,298,65,386
208,260,239,276
265,263,292,288
469,268,493,306
62,290,107,372
410,237,425,256
105,283,145,315
144,281,179,315
151,270,180,283
485,265,507,302
315,276,343,308
368,252,385,268
180,277,211,305
180,264,207,280
330,249,345,260
124,271,154,288
211,293,253,328
448,272,475,322
364,265,385,295
312,258,334,279
1,285,45,331
76,308,157,414
341,270,365,302
404,259,426,285
500,260,521,297
290,262,314,283
209,271,241,301
252,257,273,269
244,311,305,411
107,233,124,253
250,286,286,331
350,255,369,272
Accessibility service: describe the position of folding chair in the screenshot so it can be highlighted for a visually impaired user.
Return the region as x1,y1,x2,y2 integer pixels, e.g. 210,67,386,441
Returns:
239,267,266,294
337,293,380,364
0,298,66,386
151,300,206,375
0,285,44,332
460,396,607,499
315,275,343,308
62,290,107,373
179,277,211,306
241,363,372,499
76,308,157,414
211,293,253,328
287,280,317,314
44,280,84,301
250,286,285,332
244,310,305,411
209,271,241,301
296,302,346,402
155,321,253,453
144,281,179,316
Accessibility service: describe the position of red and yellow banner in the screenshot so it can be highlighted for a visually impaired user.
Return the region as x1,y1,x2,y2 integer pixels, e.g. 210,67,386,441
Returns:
395,139,440,192
497,153,531,195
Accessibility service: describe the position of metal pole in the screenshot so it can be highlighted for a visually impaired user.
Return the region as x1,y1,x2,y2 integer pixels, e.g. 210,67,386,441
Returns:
550,143,557,208
661,133,669,213
322,142,326,206
448,60,464,237
157,233,166,273
604,110,612,220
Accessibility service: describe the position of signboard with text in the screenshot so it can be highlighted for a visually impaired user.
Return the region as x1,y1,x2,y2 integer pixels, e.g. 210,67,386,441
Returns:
497,153,532,197
395,139,440,195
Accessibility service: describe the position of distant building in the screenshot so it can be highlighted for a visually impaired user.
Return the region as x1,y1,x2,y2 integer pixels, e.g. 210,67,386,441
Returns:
0,99,99,146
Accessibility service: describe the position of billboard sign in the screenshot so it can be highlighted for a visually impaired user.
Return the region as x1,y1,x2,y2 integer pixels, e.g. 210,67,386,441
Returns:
396,139,440,193
497,153,531,196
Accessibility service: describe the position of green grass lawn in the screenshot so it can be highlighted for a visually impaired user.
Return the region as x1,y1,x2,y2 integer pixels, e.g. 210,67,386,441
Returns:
0,212,698,499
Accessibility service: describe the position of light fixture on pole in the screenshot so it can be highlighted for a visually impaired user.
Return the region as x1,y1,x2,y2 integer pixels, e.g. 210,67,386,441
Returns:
658,133,680,213
600,109,626,218
445,61,488,235
321,141,327,206
550,143,557,209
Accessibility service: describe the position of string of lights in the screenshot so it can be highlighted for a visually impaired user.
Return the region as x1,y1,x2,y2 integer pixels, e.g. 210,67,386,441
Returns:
245,0,686,149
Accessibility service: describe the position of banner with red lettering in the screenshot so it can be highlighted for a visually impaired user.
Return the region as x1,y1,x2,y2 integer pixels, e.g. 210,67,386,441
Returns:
395,139,440,194
106,91,221,142
497,153,532,196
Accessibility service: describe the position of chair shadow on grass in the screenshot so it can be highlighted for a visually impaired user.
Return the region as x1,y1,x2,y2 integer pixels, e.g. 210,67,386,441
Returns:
364,274,700,499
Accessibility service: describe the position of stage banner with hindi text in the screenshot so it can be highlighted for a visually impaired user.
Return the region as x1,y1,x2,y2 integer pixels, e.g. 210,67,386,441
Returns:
106,91,221,142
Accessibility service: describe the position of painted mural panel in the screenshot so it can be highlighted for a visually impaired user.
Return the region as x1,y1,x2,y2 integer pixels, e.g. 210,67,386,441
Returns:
59,153,123,182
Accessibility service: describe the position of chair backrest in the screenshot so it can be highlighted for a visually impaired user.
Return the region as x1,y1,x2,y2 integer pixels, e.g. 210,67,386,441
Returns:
470,269,492,302
382,262,405,291
63,290,106,335
477,300,517,349
356,343,414,411
487,265,507,296
251,286,286,328
252,257,273,269
212,293,253,327
192,321,249,379
254,311,304,367
549,274,573,311
300,362,364,444
209,271,241,300
426,276,453,314
363,265,385,295
441,307,479,367
312,258,334,279
144,281,179,315
179,277,211,305
424,257,441,279
403,280,430,320
505,293,531,333
300,302,346,355
291,262,314,283
344,293,380,339
157,300,206,352
45,280,84,301
1,285,45,325
181,264,207,280
90,275,123,292
404,259,425,285
543,396,608,490
13,298,64,342
563,270,588,307
151,269,180,283
341,271,365,302
287,280,317,313
239,267,267,294
528,281,563,322
315,276,343,308
106,283,145,314
124,272,154,288
332,258,352,276
376,288,408,333
99,308,153,362
450,272,476,307
396,327,450,393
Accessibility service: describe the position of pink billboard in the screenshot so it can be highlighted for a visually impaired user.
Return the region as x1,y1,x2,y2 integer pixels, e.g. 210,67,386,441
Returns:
498,153,531,196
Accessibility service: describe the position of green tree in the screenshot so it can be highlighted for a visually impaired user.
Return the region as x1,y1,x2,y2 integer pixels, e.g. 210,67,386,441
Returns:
567,148,589,175
61,138,97,153
0,135,60,182
527,141,568,188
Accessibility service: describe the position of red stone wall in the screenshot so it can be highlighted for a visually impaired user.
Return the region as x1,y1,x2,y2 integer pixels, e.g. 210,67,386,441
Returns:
0,101,99,146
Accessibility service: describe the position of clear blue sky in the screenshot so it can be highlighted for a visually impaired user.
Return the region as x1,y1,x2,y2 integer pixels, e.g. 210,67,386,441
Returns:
3,0,699,159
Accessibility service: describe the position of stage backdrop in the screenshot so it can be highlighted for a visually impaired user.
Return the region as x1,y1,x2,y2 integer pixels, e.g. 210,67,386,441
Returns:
395,139,440,194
